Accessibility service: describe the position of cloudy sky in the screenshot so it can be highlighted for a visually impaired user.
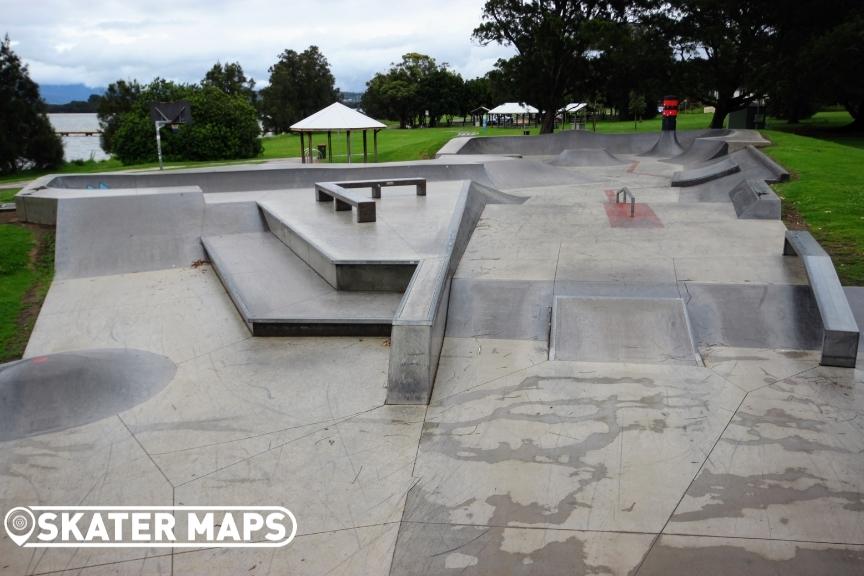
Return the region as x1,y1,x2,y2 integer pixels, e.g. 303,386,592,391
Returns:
1,0,516,91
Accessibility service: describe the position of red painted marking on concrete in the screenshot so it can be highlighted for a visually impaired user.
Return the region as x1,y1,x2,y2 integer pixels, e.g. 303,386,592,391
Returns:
603,191,663,228
626,161,640,173
31,356,49,364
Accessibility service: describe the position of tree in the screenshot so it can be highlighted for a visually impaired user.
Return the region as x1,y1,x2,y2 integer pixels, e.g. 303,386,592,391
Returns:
591,21,672,121
464,76,494,112
473,0,620,133
651,0,776,128
628,91,646,129
110,78,261,165
362,53,463,128
260,46,339,133
98,79,141,154
807,10,864,129
0,34,63,174
202,61,257,108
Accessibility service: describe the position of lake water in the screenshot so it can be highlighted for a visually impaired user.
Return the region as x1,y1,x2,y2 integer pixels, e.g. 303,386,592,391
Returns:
47,113,110,162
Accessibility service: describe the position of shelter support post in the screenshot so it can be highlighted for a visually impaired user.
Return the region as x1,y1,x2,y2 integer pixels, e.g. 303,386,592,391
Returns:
327,131,332,162
362,130,368,163
346,131,352,164
373,129,379,162
299,132,305,164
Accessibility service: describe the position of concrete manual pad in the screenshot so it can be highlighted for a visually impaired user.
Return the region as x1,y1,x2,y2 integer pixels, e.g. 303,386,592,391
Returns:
550,296,699,365
203,231,401,333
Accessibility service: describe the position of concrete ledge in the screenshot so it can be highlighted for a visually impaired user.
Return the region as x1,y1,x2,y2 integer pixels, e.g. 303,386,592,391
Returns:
784,230,859,367
260,203,417,291
730,179,781,219
671,157,741,187
386,182,527,404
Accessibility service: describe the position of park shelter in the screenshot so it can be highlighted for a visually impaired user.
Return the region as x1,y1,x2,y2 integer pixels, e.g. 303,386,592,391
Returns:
560,102,588,128
487,102,539,128
469,106,490,126
561,103,587,114
290,102,387,164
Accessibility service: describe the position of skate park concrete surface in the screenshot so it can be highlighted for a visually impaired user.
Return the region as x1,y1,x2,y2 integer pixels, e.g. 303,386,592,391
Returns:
3,126,863,575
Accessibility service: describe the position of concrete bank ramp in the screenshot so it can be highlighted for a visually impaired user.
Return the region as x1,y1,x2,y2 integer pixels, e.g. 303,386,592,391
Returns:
671,156,741,187
54,187,206,280
548,148,627,167
662,138,729,166
482,158,596,189
550,296,700,365
441,128,732,157
730,145,790,183
0,349,176,441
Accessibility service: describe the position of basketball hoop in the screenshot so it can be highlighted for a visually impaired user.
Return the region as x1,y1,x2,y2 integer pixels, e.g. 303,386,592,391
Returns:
149,101,192,170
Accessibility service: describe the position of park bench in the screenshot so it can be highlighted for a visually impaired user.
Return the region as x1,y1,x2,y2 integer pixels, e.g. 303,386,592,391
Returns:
315,182,376,223
332,178,426,198
784,230,859,367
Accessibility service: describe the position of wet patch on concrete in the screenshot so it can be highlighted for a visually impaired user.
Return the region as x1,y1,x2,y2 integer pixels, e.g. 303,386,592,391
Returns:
406,363,743,532
0,349,176,441
390,522,651,575
671,467,864,524
639,536,864,576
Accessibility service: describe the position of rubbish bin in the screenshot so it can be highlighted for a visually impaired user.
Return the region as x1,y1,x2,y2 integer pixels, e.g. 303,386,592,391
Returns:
317,144,327,160
523,130,530,136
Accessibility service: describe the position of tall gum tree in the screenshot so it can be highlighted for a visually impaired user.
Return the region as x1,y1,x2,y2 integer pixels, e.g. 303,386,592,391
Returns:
473,0,620,133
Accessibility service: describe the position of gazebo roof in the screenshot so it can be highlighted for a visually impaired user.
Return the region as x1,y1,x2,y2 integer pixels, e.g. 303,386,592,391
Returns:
488,102,539,115
290,102,386,132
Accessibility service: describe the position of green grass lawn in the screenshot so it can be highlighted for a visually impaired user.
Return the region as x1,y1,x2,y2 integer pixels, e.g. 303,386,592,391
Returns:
0,188,21,202
762,127,864,284
261,125,541,163
0,224,54,361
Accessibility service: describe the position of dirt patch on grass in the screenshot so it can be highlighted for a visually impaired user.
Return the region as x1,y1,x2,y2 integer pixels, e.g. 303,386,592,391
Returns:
779,196,809,231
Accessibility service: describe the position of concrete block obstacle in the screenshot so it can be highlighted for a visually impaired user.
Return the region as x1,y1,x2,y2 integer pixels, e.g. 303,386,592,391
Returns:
729,178,781,219
329,177,427,198
315,182,377,223
784,230,860,367
314,178,428,222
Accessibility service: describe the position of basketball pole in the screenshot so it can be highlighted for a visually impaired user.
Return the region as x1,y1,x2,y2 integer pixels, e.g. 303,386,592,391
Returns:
155,121,167,171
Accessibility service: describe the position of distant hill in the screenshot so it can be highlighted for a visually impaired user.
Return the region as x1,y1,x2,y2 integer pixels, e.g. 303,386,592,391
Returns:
39,84,106,105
